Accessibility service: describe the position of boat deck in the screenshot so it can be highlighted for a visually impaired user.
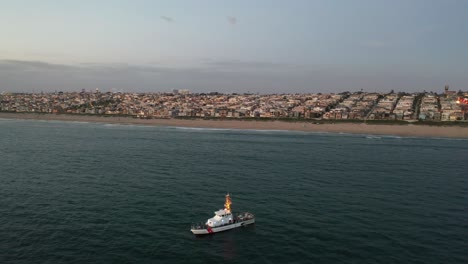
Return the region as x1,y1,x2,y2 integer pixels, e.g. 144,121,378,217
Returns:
191,212,254,230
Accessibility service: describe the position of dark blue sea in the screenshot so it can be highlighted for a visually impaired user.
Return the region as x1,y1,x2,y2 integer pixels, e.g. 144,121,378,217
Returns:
1,119,467,263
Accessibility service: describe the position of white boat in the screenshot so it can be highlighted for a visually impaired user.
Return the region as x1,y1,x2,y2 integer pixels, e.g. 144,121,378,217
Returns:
190,194,255,235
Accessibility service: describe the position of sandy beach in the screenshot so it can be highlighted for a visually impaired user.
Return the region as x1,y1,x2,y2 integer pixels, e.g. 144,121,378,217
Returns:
1,112,467,138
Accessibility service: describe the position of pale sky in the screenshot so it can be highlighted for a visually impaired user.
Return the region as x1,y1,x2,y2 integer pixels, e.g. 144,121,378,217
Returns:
1,0,468,93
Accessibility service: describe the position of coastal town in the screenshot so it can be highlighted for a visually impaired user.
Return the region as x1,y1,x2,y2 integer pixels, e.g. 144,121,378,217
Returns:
1,86,467,122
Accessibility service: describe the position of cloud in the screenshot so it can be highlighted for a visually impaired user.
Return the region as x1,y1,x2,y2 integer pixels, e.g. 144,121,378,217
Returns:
0,59,314,93
0,59,462,94
0,60,78,72
202,59,298,72
227,16,237,25
160,16,173,23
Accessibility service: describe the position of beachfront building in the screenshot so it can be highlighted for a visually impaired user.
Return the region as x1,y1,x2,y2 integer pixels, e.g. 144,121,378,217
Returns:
324,93,381,120
369,93,399,120
419,94,440,120
393,95,416,120
2,90,467,122
440,95,464,121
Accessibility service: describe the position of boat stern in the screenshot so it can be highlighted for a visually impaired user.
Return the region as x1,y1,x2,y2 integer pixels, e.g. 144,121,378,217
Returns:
190,228,209,235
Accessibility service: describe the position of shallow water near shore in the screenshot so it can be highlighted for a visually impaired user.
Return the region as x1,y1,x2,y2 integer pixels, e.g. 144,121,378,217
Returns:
1,112,468,139
1,119,467,263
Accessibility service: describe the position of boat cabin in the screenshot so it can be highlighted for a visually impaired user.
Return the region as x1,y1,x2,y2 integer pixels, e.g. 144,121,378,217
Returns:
206,209,233,227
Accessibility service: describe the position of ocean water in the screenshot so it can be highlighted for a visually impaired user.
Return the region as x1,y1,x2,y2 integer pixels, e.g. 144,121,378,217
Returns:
0,119,467,264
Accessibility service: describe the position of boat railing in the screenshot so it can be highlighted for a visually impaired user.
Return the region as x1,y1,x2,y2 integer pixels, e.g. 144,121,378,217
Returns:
191,212,255,230
191,223,207,230
237,212,254,221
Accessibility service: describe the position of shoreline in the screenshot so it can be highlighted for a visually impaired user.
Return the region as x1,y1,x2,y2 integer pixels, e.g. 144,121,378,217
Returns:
1,112,468,138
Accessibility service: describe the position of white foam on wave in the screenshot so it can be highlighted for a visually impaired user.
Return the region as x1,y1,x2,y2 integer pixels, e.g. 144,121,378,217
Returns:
102,123,151,129
427,137,468,141
380,135,403,139
376,134,468,141
362,133,468,141
71,121,90,124
368,135,400,139
366,136,382,139
170,126,234,132
327,132,402,139
168,126,312,135
0,118,17,122
242,129,296,133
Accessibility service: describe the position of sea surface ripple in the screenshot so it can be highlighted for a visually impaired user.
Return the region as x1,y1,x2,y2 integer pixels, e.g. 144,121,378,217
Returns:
0,119,467,263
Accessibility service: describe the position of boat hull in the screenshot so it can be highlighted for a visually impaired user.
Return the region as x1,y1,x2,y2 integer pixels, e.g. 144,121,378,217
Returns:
191,219,255,235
